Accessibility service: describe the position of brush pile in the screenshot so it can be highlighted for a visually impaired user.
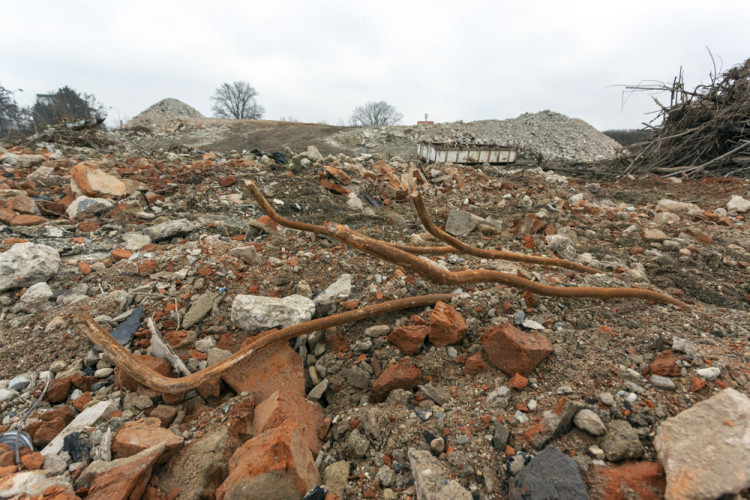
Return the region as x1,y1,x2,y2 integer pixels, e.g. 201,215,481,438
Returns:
628,58,750,177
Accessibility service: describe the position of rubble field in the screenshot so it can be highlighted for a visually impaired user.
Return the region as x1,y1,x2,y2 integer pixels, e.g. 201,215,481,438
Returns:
0,119,749,500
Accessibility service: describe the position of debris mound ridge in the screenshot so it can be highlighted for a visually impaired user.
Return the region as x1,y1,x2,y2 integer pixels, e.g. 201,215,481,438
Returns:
128,98,204,126
413,110,622,162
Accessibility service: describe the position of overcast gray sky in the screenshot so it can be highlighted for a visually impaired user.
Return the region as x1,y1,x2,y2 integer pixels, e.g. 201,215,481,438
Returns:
2,1,748,131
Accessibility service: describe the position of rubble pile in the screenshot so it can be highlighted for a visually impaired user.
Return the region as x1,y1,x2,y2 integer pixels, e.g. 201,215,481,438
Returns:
0,134,749,499
329,110,623,162
126,98,205,129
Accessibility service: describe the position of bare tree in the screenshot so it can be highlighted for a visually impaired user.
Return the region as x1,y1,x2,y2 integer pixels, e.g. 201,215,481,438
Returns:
350,101,403,126
212,81,265,119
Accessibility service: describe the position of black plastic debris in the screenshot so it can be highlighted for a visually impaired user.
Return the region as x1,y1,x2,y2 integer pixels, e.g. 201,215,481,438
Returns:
110,305,144,345
302,485,328,500
63,432,84,462
422,430,437,444
271,152,288,165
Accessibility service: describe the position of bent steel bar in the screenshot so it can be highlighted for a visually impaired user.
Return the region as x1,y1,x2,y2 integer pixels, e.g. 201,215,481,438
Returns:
246,181,686,308
408,187,600,274
75,293,454,394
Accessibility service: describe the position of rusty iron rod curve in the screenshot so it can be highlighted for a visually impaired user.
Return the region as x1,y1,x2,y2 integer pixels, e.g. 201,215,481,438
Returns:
408,188,600,274
246,181,686,308
74,293,454,394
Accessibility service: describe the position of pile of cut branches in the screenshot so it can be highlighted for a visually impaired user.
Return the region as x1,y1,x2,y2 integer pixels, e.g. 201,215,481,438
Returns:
626,58,750,177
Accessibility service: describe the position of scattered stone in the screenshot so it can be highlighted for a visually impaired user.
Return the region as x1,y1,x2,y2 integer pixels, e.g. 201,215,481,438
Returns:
0,470,75,498
650,374,676,390
83,442,165,499
231,294,315,332
445,210,483,236
347,429,370,458
726,194,750,213
642,228,668,242
66,196,114,219
183,292,221,329
323,461,350,499
0,388,18,402
409,448,472,499
229,245,263,265
314,273,352,304
8,374,31,391
342,365,371,390
42,401,116,456
509,445,589,500
696,367,721,380
71,162,144,198
656,199,701,215
508,373,529,390
598,461,666,500
157,426,236,500
122,232,151,251
307,378,329,401
599,420,643,462
655,388,750,500
0,243,60,292
573,409,606,436
144,218,194,241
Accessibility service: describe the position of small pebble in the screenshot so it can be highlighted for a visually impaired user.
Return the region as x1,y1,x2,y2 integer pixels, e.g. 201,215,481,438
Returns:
649,374,676,390
696,367,721,380
599,392,615,406
94,368,114,378
430,437,445,453
514,411,529,423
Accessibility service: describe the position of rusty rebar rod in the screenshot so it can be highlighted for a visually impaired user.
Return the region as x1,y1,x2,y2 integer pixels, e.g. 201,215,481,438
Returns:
246,181,686,308
408,187,600,274
75,293,454,394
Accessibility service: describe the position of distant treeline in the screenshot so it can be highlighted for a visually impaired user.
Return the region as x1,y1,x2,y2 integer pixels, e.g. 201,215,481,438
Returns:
602,129,653,147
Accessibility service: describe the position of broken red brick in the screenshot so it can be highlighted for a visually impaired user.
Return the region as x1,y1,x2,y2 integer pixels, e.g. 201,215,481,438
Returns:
481,322,553,376
216,421,318,500
427,301,468,347
464,351,487,376
112,417,183,463
253,391,325,455
387,325,428,356
110,248,133,261
371,361,422,403
650,350,678,377
508,372,529,390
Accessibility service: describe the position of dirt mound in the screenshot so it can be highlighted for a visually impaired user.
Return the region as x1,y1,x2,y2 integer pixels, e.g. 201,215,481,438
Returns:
128,98,205,127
